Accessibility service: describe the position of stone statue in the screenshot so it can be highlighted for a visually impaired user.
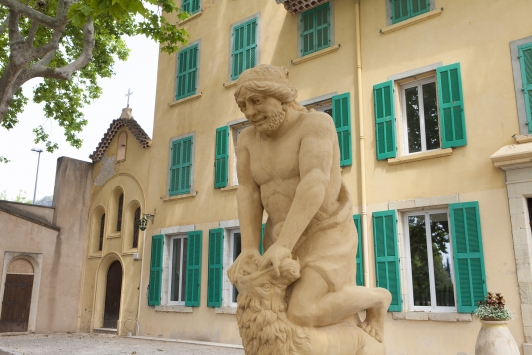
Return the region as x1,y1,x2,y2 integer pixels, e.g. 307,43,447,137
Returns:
227,65,391,355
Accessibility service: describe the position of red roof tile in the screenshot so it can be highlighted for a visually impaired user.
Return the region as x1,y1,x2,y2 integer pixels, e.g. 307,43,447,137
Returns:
89,109,151,163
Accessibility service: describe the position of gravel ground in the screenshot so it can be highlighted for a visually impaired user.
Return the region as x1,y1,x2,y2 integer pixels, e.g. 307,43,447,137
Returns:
0,333,245,355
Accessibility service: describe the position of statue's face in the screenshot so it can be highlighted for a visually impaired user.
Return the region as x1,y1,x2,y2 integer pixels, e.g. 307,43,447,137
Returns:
236,87,286,135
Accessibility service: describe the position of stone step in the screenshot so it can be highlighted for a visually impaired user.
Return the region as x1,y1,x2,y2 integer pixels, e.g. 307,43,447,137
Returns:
93,328,117,335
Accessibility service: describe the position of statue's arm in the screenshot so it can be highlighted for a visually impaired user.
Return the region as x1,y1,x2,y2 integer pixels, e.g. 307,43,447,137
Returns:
236,131,264,251
228,129,263,283
259,115,334,273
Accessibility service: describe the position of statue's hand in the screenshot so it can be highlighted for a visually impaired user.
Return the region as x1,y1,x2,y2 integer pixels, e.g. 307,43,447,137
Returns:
228,248,261,284
259,243,292,277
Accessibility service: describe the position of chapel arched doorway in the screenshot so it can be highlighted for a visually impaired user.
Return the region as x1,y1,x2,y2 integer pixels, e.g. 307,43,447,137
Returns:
0,258,34,332
103,260,122,329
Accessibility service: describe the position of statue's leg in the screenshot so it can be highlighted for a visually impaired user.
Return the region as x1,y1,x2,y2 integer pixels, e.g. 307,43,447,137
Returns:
287,267,391,342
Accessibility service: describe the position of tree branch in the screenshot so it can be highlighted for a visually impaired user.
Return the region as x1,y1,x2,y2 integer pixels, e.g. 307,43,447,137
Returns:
8,10,23,46
26,20,39,46
17,17,94,83
0,0,62,29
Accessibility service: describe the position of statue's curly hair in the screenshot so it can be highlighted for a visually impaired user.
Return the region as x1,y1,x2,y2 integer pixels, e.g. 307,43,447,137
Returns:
235,65,309,112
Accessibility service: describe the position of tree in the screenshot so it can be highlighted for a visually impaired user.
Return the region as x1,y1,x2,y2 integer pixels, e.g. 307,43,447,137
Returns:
0,0,188,161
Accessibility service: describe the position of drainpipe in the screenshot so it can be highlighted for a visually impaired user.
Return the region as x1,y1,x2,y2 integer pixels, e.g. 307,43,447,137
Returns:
135,229,147,335
354,0,370,287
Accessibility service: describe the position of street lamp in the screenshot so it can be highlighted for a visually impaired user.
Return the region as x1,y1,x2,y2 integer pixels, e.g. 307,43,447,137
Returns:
31,148,43,204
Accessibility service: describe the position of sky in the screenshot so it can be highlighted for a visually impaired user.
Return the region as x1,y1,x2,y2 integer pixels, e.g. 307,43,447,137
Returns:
0,35,159,202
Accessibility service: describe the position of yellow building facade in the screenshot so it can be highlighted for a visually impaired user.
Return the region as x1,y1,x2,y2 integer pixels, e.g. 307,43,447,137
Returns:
80,0,532,354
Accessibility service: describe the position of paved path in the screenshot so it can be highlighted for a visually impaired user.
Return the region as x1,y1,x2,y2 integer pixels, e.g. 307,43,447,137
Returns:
0,333,245,355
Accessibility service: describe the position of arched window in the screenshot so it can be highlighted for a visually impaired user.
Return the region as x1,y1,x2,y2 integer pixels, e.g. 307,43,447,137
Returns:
133,207,141,248
116,194,124,231
99,214,106,251
117,132,127,161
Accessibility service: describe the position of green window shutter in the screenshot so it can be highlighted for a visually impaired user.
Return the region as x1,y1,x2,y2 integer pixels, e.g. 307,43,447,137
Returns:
259,223,266,255
301,3,330,56
437,63,467,148
231,18,257,80
214,126,229,188
353,215,364,286
176,44,199,101
148,234,164,306
391,0,430,24
182,0,200,14
373,210,401,311
169,137,193,196
449,202,487,313
207,228,224,308
185,230,202,307
519,43,532,134
373,81,396,160
332,93,352,167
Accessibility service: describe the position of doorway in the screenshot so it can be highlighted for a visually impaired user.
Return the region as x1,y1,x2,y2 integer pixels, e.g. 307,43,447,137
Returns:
0,259,34,333
103,261,122,329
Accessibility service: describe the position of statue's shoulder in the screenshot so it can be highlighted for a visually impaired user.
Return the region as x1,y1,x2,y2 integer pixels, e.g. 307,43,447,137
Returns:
238,124,256,146
299,110,337,137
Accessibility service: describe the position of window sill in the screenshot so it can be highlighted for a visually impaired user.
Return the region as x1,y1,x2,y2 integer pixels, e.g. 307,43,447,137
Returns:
388,148,452,165
220,185,239,192
178,11,202,26
215,307,237,315
154,305,193,313
122,249,139,256
162,192,197,202
168,92,202,107
381,9,443,35
88,253,103,259
223,80,238,89
392,311,472,322
291,44,341,65
515,134,532,144
106,232,121,239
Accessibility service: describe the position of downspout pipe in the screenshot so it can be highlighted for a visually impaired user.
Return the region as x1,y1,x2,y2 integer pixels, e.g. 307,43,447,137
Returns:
354,0,370,287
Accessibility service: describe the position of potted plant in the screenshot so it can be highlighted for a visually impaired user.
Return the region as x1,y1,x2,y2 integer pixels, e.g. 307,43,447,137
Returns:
474,292,519,355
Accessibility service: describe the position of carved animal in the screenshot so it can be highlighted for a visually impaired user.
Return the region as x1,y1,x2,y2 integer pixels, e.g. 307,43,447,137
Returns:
233,258,386,355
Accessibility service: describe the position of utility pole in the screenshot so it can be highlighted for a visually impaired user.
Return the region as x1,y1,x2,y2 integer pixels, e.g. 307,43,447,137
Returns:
31,148,43,204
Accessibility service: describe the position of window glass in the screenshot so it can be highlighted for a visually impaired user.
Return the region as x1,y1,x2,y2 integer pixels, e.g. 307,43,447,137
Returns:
170,236,188,303
133,207,140,249
527,198,532,230
406,211,455,310
230,231,242,304
401,78,440,155
231,123,251,186
99,214,105,251
116,194,124,231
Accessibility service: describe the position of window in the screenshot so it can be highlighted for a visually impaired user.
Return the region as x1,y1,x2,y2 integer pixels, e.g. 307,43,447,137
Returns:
133,207,140,249
117,132,127,161
229,230,241,305
148,231,202,307
518,43,532,134
373,202,487,313
527,198,532,230
169,135,193,196
404,210,455,311
400,77,440,154
214,126,229,189
391,0,431,24
175,43,199,101
231,123,251,186
169,236,188,304
99,214,105,251
116,194,124,231
303,93,352,166
300,2,331,56
181,0,200,14
374,63,467,160
231,17,258,81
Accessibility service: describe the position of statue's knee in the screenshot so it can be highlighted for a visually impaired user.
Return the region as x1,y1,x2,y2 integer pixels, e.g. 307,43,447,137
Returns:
287,304,318,327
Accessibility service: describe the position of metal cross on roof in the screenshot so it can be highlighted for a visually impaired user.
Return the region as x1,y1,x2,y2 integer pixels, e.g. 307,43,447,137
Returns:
125,88,133,108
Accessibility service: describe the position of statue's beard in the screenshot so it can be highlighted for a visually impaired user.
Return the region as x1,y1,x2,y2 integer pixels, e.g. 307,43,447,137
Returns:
257,107,285,134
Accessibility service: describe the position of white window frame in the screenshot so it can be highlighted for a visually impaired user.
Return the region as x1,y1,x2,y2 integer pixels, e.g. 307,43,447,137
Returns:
399,76,441,156
403,208,457,312
228,229,241,307
167,234,188,306
229,121,251,186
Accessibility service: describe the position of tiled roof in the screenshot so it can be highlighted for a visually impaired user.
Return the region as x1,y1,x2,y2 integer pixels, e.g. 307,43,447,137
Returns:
89,108,152,163
276,0,328,14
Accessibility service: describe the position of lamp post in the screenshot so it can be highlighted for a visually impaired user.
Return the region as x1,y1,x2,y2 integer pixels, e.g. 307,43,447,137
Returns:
31,148,43,204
